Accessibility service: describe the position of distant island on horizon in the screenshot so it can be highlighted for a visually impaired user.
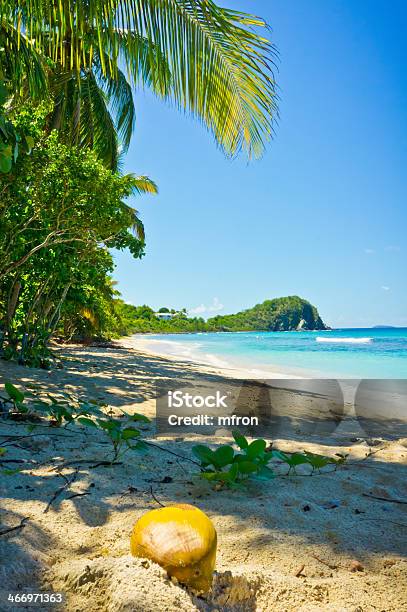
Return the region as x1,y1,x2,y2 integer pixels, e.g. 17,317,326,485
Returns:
113,296,329,335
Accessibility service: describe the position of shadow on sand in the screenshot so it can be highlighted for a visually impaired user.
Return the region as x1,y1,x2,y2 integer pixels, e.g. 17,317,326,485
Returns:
1,344,406,606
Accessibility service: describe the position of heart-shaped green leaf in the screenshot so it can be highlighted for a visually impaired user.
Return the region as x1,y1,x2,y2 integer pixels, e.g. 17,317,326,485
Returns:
304,452,330,468
256,465,275,480
213,445,235,467
288,453,312,467
237,460,258,474
232,430,248,449
77,417,98,428
4,382,24,402
192,444,216,465
128,413,150,423
246,439,266,459
228,462,239,480
122,428,141,440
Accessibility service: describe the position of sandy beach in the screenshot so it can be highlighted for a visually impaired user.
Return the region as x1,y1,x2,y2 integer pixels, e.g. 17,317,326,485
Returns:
1,342,406,612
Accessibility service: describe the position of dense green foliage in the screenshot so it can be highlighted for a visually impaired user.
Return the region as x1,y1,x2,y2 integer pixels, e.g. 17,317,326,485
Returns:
0,105,156,366
192,431,346,488
208,296,327,331
0,80,36,172
1,382,150,463
113,296,327,335
111,301,205,335
0,1,277,160
0,1,279,366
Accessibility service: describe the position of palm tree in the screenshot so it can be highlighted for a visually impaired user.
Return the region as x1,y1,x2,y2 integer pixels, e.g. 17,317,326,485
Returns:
0,0,278,163
0,21,166,169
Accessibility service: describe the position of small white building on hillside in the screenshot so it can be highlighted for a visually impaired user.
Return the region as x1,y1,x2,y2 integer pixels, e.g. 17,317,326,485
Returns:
154,312,174,321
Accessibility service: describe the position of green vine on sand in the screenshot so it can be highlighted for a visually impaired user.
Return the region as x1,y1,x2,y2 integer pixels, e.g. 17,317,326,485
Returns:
1,382,346,487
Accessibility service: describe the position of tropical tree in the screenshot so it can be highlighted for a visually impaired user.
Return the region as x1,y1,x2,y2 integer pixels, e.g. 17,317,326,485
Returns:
0,80,35,172
0,104,157,365
0,0,278,163
0,1,279,365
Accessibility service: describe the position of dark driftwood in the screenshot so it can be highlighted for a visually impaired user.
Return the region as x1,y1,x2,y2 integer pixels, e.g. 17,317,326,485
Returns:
362,493,407,505
0,516,30,537
311,554,338,570
294,564,305,577
43,468,79,513
149,485,165,507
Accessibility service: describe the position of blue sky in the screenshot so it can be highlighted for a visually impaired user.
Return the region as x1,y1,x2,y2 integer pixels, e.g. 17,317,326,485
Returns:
113,0,406,328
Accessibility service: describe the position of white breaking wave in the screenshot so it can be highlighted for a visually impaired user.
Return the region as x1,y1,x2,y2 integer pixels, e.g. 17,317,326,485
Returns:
316,336,372,344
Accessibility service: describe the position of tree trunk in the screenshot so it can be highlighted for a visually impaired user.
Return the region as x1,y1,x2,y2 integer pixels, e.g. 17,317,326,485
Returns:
47,283,71,338
4,279,22,350
7,279,22,325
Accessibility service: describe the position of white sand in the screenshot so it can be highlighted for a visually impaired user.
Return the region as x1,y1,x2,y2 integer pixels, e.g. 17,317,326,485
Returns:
1,344,406,611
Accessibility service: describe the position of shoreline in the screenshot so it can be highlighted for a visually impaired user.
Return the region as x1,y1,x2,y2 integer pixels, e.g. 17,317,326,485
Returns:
119,334,308,379
119,328,407,380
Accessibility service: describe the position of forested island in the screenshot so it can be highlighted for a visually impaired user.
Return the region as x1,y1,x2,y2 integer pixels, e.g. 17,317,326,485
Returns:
114,296,328,335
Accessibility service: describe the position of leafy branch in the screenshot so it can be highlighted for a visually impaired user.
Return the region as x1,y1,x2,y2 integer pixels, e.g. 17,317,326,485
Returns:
0,382,151,463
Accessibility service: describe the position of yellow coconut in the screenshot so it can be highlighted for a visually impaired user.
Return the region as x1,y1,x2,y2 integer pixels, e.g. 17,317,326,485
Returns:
130,503,217,593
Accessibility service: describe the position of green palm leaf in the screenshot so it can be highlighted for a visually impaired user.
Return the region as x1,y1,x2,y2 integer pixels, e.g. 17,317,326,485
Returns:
128,175,158,196
0,19,47,98
3,0,278,158
94,60,136,153
80,72,118,169
122,176,158,241
49,70,119,169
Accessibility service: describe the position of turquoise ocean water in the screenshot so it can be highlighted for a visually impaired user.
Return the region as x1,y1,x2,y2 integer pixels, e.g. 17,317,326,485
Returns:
140,328,407,378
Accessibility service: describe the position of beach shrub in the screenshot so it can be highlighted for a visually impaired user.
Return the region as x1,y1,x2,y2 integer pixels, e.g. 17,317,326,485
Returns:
77,412,150,462
272,449,346,474
0,382,150,462
1,382,98,424
192,430,346,488
33,394,100,427
192,431,275,488
0,106,156,365
1,382,30,416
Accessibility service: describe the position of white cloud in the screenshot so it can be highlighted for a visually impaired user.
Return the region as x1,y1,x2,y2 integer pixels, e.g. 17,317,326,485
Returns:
208,297,224,312
364,248,375,254
188,303,207,315
189,297,224,316
381,286,390,291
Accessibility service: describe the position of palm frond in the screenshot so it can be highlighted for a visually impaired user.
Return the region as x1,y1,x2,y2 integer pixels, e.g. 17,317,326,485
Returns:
3,0,278,158
130,213,145,242
106,30,172,98
124,1,278,157
0,19,47,98
121,176,158,241
50,71,119,169
127,175,158,196
94,60,135,153
80,72,118,169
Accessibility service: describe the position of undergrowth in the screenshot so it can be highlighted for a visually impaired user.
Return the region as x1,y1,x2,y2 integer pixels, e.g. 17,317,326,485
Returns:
1,382,346,487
